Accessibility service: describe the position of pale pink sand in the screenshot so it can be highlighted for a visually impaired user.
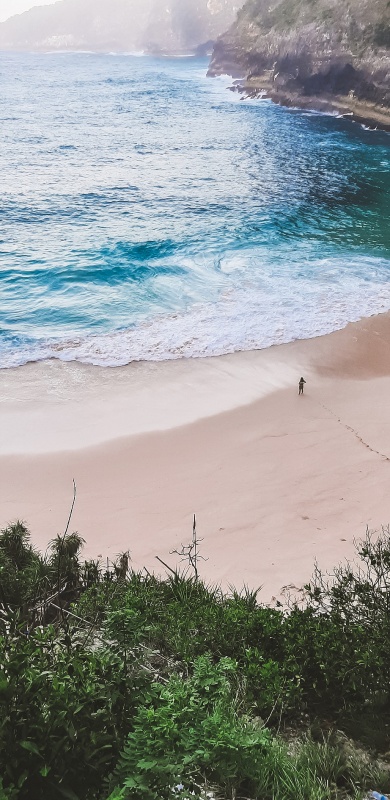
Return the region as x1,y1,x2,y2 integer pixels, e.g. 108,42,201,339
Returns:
2,313,390,600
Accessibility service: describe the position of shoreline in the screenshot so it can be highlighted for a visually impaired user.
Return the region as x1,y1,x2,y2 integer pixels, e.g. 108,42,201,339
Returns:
3,308,390,455
229,77,390,131
2,311,390,598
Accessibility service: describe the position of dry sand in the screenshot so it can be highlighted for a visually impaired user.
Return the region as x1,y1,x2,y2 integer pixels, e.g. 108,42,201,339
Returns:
2,312,390,600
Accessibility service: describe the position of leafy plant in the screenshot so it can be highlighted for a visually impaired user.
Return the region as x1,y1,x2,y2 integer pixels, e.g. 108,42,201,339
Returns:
108,654,271,800
1,525,390,798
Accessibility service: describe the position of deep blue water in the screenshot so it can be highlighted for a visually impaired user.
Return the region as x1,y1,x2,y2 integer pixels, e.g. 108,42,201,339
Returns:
0,52,389,367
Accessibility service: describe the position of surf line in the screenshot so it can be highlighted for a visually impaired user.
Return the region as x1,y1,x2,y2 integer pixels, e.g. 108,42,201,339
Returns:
311,398,390,463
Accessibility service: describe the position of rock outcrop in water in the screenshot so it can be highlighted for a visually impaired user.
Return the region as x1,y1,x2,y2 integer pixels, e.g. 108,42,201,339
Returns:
208,0,390,128
0,0,242,55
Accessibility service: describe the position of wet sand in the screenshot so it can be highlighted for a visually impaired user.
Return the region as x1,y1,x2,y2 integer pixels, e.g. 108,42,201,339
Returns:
2,312,390,599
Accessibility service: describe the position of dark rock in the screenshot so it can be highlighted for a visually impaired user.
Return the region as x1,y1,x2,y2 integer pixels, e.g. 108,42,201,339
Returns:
208,0,390,126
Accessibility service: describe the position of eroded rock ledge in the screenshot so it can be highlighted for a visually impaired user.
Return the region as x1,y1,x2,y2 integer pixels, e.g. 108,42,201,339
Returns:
208,0,390,130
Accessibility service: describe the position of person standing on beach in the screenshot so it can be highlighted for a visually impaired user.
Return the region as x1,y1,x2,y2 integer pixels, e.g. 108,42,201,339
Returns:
298,377,306,395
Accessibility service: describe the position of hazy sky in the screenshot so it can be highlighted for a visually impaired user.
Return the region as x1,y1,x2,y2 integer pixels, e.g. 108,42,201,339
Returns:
0,0,57,22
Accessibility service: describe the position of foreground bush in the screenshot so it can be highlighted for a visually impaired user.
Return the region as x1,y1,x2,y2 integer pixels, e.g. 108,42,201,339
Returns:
108,654,271,800
0,522,389,798
0,625,148,800
106,655,386,800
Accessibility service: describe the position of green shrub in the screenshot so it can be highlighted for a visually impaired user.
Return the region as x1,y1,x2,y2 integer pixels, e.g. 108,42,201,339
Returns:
108,654,272,800
0,625,148,800
1,525,390,798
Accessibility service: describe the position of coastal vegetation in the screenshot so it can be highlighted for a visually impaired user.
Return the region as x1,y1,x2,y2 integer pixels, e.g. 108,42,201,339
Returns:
208,0,390,127
0,519,389,800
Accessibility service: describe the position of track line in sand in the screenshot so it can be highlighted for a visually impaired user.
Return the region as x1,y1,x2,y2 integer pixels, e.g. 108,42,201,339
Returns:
312,397,390,463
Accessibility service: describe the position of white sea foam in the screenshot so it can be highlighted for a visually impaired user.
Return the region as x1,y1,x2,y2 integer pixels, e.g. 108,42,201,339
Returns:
1,54,389,373
3,263,390,369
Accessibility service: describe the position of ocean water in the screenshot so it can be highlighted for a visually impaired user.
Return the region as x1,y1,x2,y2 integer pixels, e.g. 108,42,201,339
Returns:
0,52,389,368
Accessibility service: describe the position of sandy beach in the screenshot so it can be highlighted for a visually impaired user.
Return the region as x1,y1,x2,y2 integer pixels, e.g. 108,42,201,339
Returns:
2,312,390,600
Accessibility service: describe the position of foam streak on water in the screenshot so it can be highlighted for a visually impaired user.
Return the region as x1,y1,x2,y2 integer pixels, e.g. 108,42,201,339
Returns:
0,53,389,368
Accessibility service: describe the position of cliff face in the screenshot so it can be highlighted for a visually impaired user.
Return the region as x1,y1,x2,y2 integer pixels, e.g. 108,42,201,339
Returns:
0,0,242,55
143,0,242,54
208,0,390,121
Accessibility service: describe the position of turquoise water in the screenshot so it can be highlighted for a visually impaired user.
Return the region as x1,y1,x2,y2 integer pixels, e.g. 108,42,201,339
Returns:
0,52,389,367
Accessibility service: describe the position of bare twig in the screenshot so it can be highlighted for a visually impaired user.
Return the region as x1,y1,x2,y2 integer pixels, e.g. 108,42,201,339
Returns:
56,479,77,642
155,555,177,576
170,514,208,580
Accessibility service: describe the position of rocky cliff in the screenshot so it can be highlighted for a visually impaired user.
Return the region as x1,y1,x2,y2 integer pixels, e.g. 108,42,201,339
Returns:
0,0,242,55
208,0,390,127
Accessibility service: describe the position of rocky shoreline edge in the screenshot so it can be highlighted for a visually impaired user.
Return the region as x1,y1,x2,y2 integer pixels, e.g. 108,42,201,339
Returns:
228,77,390,132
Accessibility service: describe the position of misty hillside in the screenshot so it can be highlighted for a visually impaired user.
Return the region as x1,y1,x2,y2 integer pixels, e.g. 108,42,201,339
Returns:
208,0,390,117
0,0,242,54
